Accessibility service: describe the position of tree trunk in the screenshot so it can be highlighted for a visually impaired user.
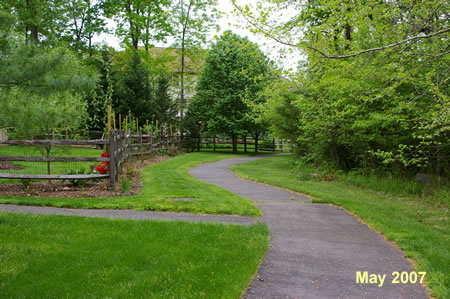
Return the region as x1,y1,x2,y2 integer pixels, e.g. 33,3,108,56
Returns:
179,1,192,121
26,0,39,43
232,134,237,153
255,135,259,153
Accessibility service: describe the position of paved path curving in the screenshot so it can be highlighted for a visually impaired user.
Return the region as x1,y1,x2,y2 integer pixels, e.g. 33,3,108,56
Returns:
189,156,429,298
0,204,257,225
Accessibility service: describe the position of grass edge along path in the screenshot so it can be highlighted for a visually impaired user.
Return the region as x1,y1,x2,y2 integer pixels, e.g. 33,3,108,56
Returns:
0,211,269,298
231,155,449,299
0,152,262,216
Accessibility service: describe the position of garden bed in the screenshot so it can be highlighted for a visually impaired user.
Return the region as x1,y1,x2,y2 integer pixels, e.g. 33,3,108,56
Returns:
0,155,168,198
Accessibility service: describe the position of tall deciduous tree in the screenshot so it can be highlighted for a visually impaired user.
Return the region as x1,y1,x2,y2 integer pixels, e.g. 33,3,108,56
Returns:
104,0,172,49
170,0,218,120
62,0,108,54
0,0,68,44
189,31,271,152
233,0,449,175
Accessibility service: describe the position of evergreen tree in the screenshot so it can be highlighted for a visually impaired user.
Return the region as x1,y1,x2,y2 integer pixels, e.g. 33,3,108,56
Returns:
152,75,177,124
113,49,153,121
84,47,114,131
0,10,98,137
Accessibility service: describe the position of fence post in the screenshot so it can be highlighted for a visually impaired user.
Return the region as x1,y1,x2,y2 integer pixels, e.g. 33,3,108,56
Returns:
166,131,169,150
126,130,131,159
150,131,153,153
213,137,216,152
280,139,283,152
139,130,143,157
109,130,116,189
244,136,247,153
272,138,275,152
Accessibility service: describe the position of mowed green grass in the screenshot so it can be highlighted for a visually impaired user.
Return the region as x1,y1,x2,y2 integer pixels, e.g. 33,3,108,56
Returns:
231,155,449,298
0,212,269,298
0,152,262,216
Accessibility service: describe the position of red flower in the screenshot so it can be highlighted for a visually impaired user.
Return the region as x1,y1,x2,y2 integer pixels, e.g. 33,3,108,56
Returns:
95,152,110,174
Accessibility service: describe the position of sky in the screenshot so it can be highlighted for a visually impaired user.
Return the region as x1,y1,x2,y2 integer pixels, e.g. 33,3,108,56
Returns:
92,0,299,69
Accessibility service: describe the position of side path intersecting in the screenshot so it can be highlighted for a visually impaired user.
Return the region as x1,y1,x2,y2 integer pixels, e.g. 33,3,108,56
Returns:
189,156,429,299
0,204,257,225
0,155,430,298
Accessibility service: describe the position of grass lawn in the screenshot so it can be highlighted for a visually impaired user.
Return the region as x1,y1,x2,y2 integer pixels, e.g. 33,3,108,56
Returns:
0,145,102,183
0,152,262,216
0,212,269,298
231,155,449,298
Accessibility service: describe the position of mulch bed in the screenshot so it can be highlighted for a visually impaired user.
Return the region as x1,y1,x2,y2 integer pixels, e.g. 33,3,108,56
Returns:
0,155,168,198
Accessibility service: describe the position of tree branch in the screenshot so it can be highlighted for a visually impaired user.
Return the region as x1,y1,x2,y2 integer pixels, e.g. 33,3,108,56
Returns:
230,0,297,48
307,28,450,59
231,0,449,60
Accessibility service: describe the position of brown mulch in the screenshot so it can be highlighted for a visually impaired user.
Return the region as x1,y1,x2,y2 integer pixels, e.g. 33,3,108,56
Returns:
0,162,23,171
0,155,168,198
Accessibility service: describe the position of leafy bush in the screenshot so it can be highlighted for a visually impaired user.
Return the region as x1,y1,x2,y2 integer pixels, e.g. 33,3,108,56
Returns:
120,178,132,193
126,166,139,180
20,179,31,190
63,167,89,188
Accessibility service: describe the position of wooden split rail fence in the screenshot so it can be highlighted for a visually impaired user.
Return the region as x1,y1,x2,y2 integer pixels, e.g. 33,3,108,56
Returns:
0,130,181,188
184,136,292,153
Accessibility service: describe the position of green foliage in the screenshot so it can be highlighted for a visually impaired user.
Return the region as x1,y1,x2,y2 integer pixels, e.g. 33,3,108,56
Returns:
113,49,153,122
152,75,177,124
120,177,132,193
170,0,218,117
1,0,106,51
238,1,449,175
63,167,90,188
188,31,271,150
0,0,65,44
125,166,139,180
1,89,88,138
61,0,108,53
103,0,172,49
19,179,31,190
0,10,98,137
84,47,114,131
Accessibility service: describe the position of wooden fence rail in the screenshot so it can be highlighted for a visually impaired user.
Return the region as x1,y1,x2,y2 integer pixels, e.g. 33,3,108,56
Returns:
0,138,111,182
107,130,181,187
0,132,286,188
182,136,292,153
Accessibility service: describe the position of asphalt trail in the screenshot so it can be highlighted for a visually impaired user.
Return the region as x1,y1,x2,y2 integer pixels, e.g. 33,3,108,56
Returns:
189,156,428,299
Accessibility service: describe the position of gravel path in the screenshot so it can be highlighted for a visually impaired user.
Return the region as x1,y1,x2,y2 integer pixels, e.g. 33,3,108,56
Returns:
189,156,429,298
0,204,257,225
